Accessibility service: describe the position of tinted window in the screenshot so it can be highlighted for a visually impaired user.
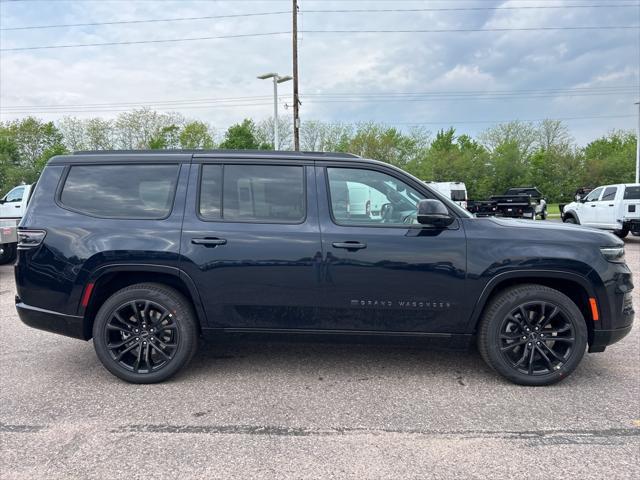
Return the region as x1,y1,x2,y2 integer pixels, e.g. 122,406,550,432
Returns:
451,189,466,201
584,187,603,202
327,168,425,226
221,165,305,223
5,186,25,202
624,186,640,200
60,164,180,219
601,186,618,201
199,165,222,219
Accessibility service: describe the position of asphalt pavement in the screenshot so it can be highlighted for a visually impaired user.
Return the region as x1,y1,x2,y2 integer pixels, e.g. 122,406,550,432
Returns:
1,236,639,479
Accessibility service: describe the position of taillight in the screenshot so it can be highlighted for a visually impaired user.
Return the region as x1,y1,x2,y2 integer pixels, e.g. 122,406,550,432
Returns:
17,229,46,249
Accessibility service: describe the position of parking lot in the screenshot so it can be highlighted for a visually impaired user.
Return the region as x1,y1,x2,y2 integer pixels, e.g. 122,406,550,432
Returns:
0,238,638,479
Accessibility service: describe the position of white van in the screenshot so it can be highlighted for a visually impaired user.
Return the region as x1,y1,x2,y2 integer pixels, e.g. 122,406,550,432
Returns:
425,181,468,209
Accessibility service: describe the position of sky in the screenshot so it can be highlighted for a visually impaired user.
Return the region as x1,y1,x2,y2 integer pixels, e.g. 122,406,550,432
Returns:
0,0,639,145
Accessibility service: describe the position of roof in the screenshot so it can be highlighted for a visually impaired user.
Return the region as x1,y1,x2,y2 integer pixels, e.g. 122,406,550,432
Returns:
48,149,361,165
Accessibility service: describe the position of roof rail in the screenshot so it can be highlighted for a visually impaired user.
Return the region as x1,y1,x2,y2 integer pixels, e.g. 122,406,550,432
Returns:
73,149,361,158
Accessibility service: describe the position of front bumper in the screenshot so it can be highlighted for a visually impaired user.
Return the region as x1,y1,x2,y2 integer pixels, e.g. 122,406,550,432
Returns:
16,297,88,340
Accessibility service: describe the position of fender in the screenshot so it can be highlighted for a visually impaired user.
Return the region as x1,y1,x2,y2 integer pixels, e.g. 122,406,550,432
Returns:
466,269,597,331
562,209,580,223
78,263,208,327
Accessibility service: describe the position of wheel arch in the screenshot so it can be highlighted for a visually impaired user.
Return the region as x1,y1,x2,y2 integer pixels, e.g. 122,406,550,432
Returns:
468,271,597,347
80,264,207,340
562,210,579,223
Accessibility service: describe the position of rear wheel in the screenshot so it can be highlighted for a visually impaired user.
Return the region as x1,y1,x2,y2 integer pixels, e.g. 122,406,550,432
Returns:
478,284,587,386
0,243,17,265
93,283,198,383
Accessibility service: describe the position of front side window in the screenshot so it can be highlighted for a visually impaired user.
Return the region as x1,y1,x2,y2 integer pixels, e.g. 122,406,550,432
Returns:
60,164,180,219
4,186,25,202
601,187,618,201
199,164,305,223
584,187,603,202
327,167,426,226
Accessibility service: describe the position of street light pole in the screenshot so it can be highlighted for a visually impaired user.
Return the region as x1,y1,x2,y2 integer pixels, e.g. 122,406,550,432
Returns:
272,76,279,150
636,101,639,183
258,72,292,150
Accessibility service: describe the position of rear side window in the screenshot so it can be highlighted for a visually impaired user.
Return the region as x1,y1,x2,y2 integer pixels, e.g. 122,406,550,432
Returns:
601,186,618,201
624,186,640,200
199,164,305,223
60,164,180,219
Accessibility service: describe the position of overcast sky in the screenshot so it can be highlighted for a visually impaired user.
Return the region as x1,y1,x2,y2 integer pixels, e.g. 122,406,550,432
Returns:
0,0,638,145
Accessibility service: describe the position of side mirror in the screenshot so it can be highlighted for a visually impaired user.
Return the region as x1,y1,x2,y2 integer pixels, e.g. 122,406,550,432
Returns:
417,199,455,227
579,198,587,203
0,199,5,205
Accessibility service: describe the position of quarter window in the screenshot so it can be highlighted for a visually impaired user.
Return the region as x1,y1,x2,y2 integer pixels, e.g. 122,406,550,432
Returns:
199,164,305,223
601,187,618,201
60,164,180,219
327,167,425,226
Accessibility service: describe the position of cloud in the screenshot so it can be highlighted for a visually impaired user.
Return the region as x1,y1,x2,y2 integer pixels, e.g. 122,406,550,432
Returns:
0,0,638,145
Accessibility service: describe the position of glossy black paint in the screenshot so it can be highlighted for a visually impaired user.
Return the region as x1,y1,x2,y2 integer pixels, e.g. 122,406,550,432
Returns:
14,151,634,352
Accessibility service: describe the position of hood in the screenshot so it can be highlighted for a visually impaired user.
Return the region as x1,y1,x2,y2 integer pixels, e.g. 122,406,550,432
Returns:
485,217,623,247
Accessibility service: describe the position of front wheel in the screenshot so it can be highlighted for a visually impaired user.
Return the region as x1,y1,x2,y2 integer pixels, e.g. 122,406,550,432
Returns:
563,216,578,224
93,283,198,384
478,285,587,386
614,228,629,239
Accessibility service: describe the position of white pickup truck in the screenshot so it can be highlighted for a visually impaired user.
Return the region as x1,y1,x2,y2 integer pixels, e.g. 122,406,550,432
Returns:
561,183,640,238
0,184,33,264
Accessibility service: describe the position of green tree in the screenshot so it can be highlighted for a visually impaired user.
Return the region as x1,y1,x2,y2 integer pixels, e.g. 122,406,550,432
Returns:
219,119,270,150
179,121,214,149
149,125,180,149
582,131,636,187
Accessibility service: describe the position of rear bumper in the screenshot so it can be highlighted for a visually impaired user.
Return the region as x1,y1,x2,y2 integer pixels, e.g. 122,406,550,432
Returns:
15,297,88,340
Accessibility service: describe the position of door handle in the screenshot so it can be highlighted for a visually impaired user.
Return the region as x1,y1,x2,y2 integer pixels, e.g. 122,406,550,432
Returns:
590,204,596,207
191,237,227,247
332,241,366,251
609,204,614,207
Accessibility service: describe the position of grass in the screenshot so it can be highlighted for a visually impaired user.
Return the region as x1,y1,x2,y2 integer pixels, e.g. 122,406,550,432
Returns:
546,203,561,215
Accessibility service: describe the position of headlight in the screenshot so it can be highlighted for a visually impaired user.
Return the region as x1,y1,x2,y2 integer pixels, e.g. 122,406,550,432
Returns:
600,246,625,263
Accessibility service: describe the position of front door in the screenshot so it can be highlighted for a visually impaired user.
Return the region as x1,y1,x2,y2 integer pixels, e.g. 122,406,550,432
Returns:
180,160,324,330
579,187,603,227
315,164,469,333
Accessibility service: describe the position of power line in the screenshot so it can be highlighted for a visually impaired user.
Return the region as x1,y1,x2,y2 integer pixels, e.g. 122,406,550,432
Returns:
0,11,290,31
2,25,637,51
3,4,637,31
2,86,635,112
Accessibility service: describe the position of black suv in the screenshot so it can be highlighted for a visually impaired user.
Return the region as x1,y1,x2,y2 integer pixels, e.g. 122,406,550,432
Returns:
14,151,634,385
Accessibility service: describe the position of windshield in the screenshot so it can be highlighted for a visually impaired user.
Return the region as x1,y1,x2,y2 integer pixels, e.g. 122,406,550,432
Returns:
624,186,640,200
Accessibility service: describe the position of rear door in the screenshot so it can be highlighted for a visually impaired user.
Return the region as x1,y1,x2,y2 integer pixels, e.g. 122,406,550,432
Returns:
180,158,324,330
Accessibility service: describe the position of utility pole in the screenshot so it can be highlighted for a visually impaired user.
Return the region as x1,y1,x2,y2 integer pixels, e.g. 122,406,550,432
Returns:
292,0,300,151
258,73,292,150
636,101,639,183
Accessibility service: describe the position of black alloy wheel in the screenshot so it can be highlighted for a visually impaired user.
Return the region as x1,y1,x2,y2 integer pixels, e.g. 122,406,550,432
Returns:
93,283,198,383
105,300,179,374
498,301,576,376
478,284,587,386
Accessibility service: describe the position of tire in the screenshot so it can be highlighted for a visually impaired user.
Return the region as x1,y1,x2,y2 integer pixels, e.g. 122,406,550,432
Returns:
563,216,577,225
614,228,629,239
0,243,17,265
93,283,198,384
477,284,587,386
541,210,547,221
